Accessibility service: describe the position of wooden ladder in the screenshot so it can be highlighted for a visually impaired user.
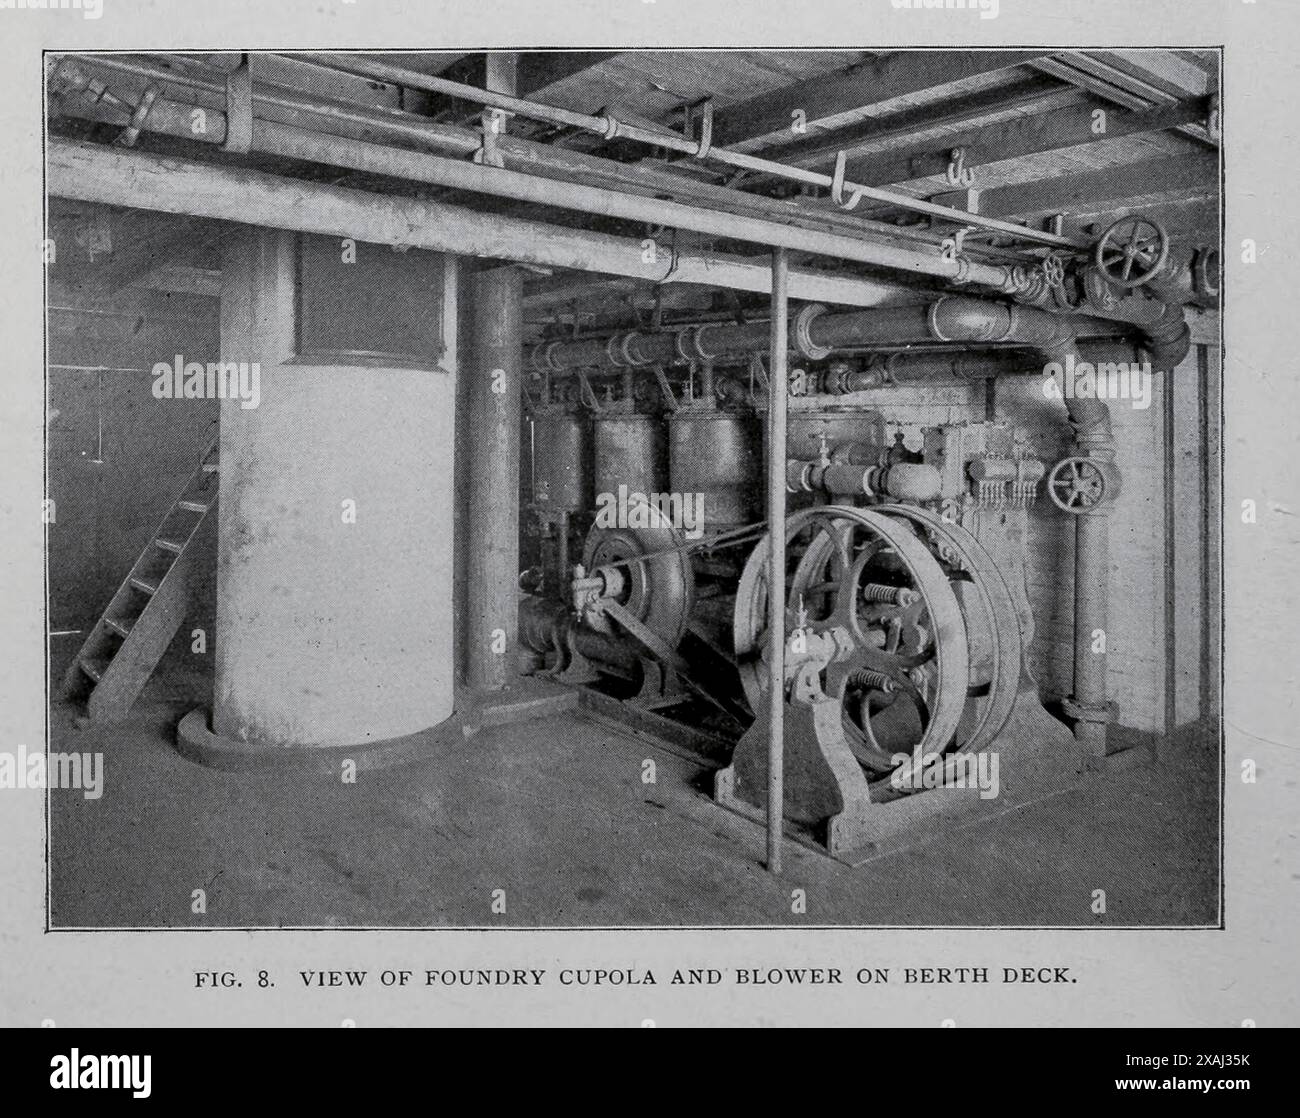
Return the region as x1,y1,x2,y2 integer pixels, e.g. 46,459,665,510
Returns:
61,435,219,721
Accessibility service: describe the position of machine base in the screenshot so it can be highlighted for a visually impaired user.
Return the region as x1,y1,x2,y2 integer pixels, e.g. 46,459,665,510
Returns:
715,686,1088,866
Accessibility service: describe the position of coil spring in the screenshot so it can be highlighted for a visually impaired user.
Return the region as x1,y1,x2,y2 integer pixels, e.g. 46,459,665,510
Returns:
862,582,918,606
847,669,896,694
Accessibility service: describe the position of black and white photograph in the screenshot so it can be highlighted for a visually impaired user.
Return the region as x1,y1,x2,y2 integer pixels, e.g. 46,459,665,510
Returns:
42,47,1222,928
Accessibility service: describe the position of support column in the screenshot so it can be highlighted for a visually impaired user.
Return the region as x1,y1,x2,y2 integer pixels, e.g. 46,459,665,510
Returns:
465,266,524,692
465,51,524,695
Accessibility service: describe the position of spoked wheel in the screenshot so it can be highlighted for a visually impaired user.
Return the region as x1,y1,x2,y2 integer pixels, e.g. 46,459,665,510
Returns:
733,506,970,778
582,499,694,648
1093,215,1170,288
874,505,1024,760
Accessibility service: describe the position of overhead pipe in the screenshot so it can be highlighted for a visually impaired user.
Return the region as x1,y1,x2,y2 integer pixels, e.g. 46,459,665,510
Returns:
47,60,1005,296
52,54,1035,275
530,298,1142,376
45,138,912,308
284,52,1088,251
814,341,1144,393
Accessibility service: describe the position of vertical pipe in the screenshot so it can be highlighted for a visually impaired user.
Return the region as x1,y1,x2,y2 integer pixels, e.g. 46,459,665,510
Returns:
1072,511,1111,746
557,510,570,593
766,248,789,874
1162,367,1177,736
466,264,524,691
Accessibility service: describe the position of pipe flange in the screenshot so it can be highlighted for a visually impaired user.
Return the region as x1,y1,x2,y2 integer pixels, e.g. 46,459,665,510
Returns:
531,340,564,373
926,299,957,343
598,112,621,141
1082,267,1122,312
604,333,642,368
1193,246,1221,300
792,303,832,361
675,323,713,364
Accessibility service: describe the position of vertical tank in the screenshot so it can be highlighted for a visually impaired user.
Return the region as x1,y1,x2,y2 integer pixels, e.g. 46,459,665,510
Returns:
669,408,763,529
593,413,667,500
212,229,455,749
532,408,590,513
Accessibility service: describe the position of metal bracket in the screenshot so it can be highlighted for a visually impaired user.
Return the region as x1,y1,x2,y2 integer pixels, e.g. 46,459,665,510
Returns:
940,227,973,265
472,107,513,168
220,58,253,154
652,365,679,412
687,98,715,160
831,151,865,211
575,370,603,413
945,146,976,188
115,83,162,148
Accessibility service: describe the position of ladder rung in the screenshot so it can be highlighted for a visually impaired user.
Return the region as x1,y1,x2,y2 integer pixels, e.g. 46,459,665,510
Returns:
155,538,184,554
129,577,158,595
104,617,132,638
177,500,209,513
202,462,220,473
78,659,104,683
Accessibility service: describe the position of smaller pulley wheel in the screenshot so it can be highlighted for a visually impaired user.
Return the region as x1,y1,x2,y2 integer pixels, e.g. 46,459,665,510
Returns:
582,499,694,649
1048,456,1108,513
1094,215,1170,288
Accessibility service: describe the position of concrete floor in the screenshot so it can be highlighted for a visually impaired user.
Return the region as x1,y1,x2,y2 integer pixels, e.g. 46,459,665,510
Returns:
47,656,1220,928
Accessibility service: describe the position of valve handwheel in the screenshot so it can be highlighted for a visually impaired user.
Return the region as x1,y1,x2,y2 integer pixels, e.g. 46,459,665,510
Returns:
1048,457,1108,512
1094,215,1170,288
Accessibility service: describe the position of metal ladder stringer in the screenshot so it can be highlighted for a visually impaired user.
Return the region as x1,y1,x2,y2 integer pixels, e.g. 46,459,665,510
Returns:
60,435,220,722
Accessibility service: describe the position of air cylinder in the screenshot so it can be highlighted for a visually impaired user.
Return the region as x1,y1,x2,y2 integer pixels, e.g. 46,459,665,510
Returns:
532,409,591,513
593,413,667,499
669,410,762,528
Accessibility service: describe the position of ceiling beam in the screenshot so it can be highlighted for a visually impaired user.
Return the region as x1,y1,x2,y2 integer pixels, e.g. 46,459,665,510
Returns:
977,152,1218,220
743,76,1071,171
1088,50,1211,99
131,264,223,298
1031,56,1150,110
712,50,1054,146
844,97,1210,189
518,51,620,96
1032,54,1216,146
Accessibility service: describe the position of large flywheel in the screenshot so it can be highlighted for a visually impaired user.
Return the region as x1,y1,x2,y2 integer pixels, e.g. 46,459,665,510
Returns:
733,506,970,776
874,505,1024,760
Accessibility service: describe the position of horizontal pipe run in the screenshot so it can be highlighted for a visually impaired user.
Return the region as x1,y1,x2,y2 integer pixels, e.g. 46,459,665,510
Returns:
530,298,1161,375
284,52,1086,251
45,139,903,307
257,132,994,287
57,54,1036,268
48,66,1000,294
